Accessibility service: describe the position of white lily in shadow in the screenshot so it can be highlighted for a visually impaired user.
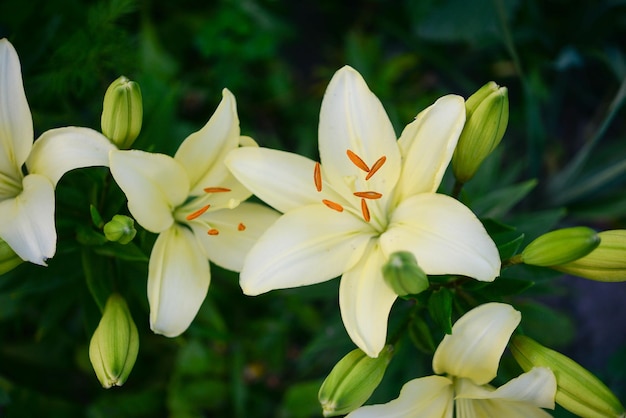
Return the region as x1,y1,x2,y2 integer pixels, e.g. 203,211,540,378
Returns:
109,89,279,337
0,38,116,266
226,65,500,357
346,303,557,418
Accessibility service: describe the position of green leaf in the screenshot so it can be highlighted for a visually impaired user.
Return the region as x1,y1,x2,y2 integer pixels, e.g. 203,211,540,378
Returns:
476,277,535,298
93,242,149,262
82,249,114,312
408,316,436,354
497,233,525,260
281,380,325,418
428,288,453,335
470,179,538,218
516,301,576,348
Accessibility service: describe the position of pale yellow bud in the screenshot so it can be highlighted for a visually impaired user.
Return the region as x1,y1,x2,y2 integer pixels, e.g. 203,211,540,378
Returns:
382,251,429,296
103,215,137,245
521,226,600,267
101,76,143,149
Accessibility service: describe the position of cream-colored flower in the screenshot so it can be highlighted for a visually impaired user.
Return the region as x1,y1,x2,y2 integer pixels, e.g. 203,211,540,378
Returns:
109,89,279,337
0,38,115,265
226,66,500,357
346,303,557,418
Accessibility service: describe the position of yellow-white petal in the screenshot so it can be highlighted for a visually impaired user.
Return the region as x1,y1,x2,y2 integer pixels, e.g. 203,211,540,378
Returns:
432,303,521,385
380,193,500,282
318,66,401,217
394,95,465,202
109,150,189,233
26,127,116,187
189,202,280,272
339,241,397,357
226,147,330,213
239,204,372,295
346,376,454,418
0,39,33,180
0,174,55,265
175,88,240,196
455,397,554,418
148,224,210,337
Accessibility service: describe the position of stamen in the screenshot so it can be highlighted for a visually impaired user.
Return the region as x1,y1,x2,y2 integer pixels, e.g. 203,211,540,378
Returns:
353,191,382,199
207,228,220,235
204,187,231,193
365,156,386,180
360,198,371,222
322,199,344,212
185,204,211,220
238,223,246,231
346,150,370,172
314,162,322,192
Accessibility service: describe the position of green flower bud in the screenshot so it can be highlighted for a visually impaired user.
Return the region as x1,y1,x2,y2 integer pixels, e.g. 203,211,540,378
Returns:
318,345,393,417
554,230,626,282
89,293,139,388
511,335,625,418
103,215,137,245
101,76,143,149
452,81,509,183
0,237,23,275
520,226,600,267
382,251,429,296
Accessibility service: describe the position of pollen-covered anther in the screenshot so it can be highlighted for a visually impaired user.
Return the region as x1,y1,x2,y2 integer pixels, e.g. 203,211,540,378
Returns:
353,191,382,199
322,199,344,212
207,228,220,236
238,223,246,231
360,198,371,222
365,156,386,180
203,187,232,193
185,204,211,221
314,162,322,192
346,150,370,172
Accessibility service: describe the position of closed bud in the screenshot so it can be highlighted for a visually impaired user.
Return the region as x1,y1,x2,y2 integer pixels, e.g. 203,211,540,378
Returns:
382,251,429,296
101,76,143,149
554,230,626,282
452,81,509,183
511,335,625,418
521,226,600,267
318,345,393,417
0,237,23,275
89,293,139,388
103,215,137,245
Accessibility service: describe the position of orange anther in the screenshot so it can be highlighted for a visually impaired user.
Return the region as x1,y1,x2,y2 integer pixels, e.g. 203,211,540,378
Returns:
238,223,246,231
360,198,371,222
185,204,211,220
365,156,386,180
314,162,322,192
207,228,220,235
322,199,344,212
346,150,370,172
204,187,231,193
353,191,382,199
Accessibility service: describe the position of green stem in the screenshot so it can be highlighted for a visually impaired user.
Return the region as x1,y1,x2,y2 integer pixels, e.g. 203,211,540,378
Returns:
451,180,464,200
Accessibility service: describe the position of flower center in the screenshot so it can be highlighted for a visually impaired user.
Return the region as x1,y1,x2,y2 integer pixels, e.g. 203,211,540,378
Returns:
179,186,247,236
314,149,386,223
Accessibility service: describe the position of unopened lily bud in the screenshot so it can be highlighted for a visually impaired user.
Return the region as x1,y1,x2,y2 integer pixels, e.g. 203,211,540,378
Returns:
554,230,626,282
520,227,600,267
89,293,139,388
103,215,137,244
382,251,429,296
318,345,393,417
452,81,509,183
511,335,625,418
101,76,142,149
0,237,23,274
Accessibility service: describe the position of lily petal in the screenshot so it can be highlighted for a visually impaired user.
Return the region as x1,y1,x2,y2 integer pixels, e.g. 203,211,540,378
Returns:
432,303,521,385
109,150,189,233
0,174,55,265
455,397,553,418
175,88,240,196
239,204,372,295
0,38,32,178
346,375,454,418
380,193,500,282
394,95,465,201
339,242,397,357
189,202,280,272
148,224,210,337
26,127,116,187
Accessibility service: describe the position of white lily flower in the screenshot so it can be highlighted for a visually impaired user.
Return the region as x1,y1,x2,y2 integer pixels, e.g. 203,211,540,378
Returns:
226,65,500,357
0,38,116,266
109,89,279,337
346,303,557,418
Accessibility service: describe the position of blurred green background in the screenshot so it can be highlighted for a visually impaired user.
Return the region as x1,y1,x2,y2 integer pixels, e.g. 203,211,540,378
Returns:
1,0,626,416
